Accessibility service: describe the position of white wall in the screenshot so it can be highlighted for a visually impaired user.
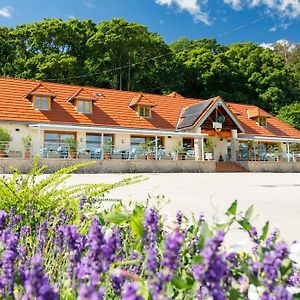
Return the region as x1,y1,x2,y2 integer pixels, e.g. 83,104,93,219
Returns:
0,122,31,153
164,136,182,155
214,138,228,161
114,133,131,149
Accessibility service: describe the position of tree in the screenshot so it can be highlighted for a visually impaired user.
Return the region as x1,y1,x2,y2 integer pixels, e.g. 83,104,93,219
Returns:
10,18,96,84
86,18,172,93
277,103,300,130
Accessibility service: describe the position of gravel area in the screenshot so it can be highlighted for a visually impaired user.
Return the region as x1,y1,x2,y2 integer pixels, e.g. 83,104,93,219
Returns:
66,173,300,243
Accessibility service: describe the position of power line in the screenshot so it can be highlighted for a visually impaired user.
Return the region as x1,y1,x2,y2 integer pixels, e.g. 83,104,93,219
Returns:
44,14,267,83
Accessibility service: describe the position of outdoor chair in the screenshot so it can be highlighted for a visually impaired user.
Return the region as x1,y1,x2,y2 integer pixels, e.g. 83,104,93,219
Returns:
111,149,123,159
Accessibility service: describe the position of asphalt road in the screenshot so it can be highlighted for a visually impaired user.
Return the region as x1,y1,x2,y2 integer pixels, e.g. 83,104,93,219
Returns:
66,173,300,243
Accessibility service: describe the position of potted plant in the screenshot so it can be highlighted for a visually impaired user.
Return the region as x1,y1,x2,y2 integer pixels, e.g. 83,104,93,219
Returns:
172,141,185,160
103,140,112,160
0,127,12,157
65,137,78,159
247,140,258,161
22,134,32,159
204,137,215,160
140,140,155,160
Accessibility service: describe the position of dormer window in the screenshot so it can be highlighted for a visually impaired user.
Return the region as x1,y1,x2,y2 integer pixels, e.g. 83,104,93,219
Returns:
34,96,51,111
25,83,56,111
138,105,151,118
68,88,96,114
247,107,270,127
258,117,267,127
129,94,156,119
77,99,92,114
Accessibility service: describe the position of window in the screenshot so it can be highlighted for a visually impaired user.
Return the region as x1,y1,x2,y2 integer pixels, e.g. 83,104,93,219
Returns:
86,133,114,152
183,138,194,150
44,131,76,151
258,117,267,127
34,96,50,111
77,100,92,114
138,106,151,118
130,136,163,153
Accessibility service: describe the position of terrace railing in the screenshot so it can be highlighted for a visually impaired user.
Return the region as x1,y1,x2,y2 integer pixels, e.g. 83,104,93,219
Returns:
237,150,300,162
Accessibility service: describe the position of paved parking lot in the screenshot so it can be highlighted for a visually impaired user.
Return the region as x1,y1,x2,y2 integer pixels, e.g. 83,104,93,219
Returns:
67,173,300,243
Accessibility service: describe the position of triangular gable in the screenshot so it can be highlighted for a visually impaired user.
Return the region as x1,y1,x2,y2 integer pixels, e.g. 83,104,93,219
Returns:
177,96,244,132
25,83,56,99
195,96,244,132
129,94,155,107
67,88,96,102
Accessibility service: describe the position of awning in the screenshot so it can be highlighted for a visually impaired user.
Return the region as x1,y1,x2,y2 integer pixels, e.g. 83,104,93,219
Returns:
28,123,208,138
237,134,300,143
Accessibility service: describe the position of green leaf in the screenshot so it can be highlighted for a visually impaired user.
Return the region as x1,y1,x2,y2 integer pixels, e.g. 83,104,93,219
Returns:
227,288,243,300
226,200,238,216
260,221,269,241
280,258,292,277
198,222,212,250
245,205,254,220
104,212,129,224
171,276,194,290
238,218,252,232
192,255,203,264
130,208,144,240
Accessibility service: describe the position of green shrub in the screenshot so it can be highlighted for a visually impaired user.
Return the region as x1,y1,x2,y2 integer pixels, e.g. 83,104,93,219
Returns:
0,127,12,151
0,156,143,224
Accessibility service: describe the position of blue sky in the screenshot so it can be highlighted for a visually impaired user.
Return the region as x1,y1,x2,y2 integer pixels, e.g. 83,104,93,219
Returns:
0,0,299,45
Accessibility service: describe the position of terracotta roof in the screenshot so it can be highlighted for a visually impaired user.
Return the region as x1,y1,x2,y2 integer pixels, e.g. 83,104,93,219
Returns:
0,77,299,139
129,94,156,107
227,103,300,139
25,83,56,98
247,107,271,118
67,88,96,102
167,92,185,99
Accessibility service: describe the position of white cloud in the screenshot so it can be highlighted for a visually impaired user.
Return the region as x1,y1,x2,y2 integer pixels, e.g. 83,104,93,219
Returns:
223,0,300,19
155,0,211,25
223,0,242,10
83,0,94,9
0,6,13,18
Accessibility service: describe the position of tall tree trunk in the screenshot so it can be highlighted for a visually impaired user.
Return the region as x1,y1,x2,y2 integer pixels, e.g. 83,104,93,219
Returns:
127,55,131,91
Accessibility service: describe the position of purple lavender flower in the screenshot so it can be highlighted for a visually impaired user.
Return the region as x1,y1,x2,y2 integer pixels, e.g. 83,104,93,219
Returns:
20,225,30,237
162,228,184,271
0,210,8,231
101,228,121,264
61,225,85,280
0,249,17,295
193,231,227,300
144,207,159,240
37,219,48,252
176,210,183,225
199,212,205,224
287,270,300,286
111,274,125,295
122,281,143,300
78,283,105,300
23,255,58,300
262,242,288,288
266,228,279,246
146,247,157,274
